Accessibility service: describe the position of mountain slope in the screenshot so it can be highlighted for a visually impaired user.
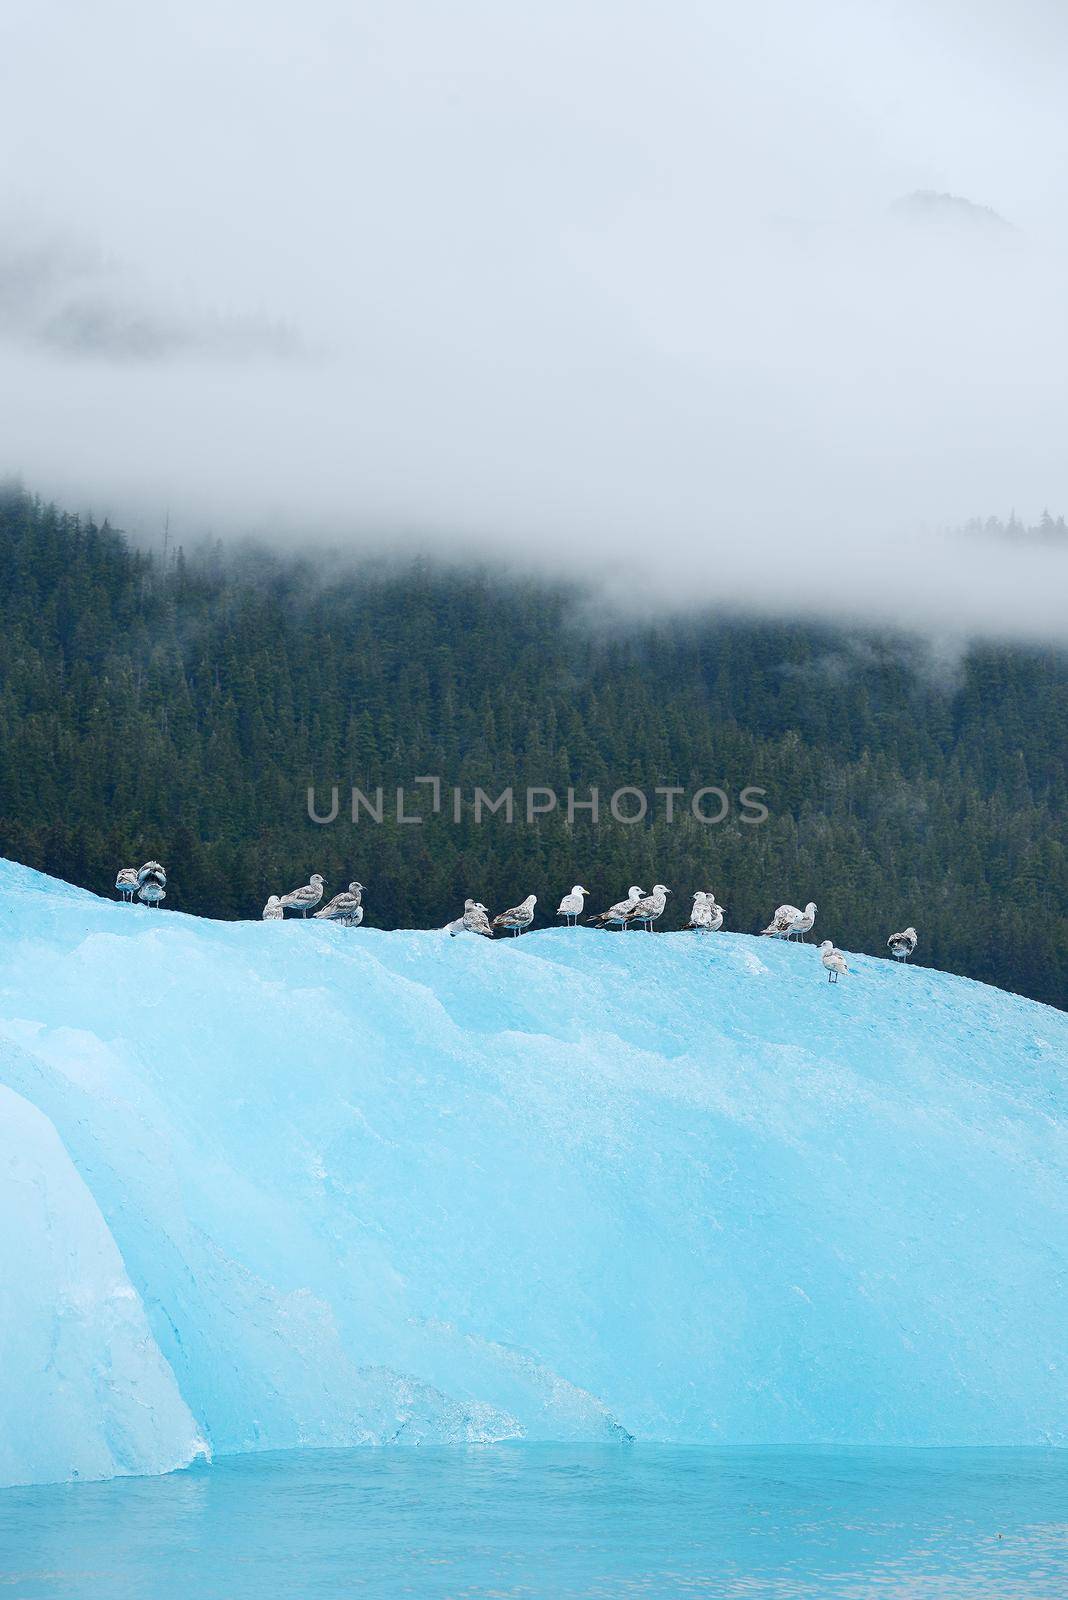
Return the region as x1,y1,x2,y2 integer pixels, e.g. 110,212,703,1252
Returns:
1,860,1066,1486
0,487,1065,1006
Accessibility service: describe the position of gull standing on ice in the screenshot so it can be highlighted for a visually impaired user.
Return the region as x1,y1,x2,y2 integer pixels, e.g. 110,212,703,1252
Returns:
314,882,365,926
586,887,645,930
136,860,167,908
761,901,816,940
492,894,537,937
262,895,284,920
684,892,723,932
279,873,325,918
447,899,494,938
115,867,138,902
699,890,726,931
819,940,848,983
556,885,589,926
625,884,670,931
887,927,918,962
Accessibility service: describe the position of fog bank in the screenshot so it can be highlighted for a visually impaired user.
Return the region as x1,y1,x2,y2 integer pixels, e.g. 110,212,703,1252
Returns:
2,1,1067,640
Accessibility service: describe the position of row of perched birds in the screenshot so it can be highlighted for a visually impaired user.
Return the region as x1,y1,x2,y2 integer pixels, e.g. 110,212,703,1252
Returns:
449,885,677,937
445,885,918,976
262,874,365,926
114,864,919,972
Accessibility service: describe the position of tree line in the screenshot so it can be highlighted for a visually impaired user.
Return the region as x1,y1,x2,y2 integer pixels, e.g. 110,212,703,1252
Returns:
0,486,1064,1008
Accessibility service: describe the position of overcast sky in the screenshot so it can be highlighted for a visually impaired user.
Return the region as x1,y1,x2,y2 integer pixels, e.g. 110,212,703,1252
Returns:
2,0,1068,639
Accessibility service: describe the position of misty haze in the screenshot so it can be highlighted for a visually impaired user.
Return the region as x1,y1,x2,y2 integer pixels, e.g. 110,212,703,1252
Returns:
3,0,1068,637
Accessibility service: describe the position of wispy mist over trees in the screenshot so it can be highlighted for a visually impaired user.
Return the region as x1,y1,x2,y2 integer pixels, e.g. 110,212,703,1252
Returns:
964,511,1068,545
4,3,1068,642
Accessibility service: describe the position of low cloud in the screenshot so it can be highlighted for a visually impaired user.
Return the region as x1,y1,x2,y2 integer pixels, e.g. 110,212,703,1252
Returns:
2,1,1067,643
0,227,302,363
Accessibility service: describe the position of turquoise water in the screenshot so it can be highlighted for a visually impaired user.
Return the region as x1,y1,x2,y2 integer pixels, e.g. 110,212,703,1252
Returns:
1,1446,1066,1598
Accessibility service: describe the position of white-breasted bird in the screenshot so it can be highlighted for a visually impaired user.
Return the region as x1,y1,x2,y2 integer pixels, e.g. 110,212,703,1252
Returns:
888,926,918,962
279,873,325,918
315,882,365,926
684,891,724,932
586,887,645,930
448,899,494,938
625,884,670,931
262,895,284,920
115,867,138,902
819,940,848,983
556,885,589,926
137,877,166,908
492,894,537,937
761,901,816,940
761,906,794,938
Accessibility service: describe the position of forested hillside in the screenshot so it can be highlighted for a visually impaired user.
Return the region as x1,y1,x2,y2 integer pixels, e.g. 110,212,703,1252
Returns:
0,487,1065,1007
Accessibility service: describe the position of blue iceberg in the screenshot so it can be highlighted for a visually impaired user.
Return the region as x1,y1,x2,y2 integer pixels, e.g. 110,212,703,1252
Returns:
0,858,1066,1487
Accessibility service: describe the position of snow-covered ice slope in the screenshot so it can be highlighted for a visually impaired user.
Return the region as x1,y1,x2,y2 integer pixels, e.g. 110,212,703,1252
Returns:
0,858,1066,1486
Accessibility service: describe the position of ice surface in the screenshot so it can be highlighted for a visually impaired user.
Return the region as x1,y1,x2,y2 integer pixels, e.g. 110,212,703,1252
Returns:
0,857,1066,1487
0,1078,204,1488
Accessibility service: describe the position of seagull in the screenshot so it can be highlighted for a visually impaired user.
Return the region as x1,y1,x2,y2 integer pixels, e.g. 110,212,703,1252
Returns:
115,867,138,903
586,887,645,930
684,892,723,932
819,940,848,983
448,899,494,938
137,877,166,908
262,895,284,920
699,890,726,932
887,927,918,962
624,884,671,931
684,891,710,930
279,873,325,918
761,902,815,940
492,893,537,937
556,885,589,926
314,882,365,926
